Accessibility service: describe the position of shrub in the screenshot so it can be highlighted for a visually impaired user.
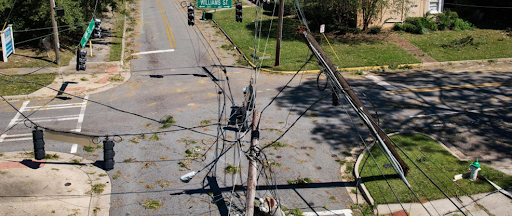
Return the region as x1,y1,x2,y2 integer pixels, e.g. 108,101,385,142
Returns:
453,18,473,31
393,23,404,31
369,27,381,34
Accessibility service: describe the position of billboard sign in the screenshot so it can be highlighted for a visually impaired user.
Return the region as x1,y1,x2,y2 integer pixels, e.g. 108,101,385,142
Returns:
1,24,15,62
197,0,232,9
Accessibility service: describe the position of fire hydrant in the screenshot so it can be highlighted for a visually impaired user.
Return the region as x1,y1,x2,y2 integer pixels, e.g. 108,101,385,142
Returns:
469,158,481,181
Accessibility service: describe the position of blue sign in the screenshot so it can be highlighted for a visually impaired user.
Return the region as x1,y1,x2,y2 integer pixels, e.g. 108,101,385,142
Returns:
2,25,15,62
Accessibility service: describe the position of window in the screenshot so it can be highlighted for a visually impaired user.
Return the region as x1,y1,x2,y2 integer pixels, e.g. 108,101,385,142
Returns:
429,0,443,13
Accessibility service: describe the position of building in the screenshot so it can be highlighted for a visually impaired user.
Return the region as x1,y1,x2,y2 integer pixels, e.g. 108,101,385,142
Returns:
357,0,445,30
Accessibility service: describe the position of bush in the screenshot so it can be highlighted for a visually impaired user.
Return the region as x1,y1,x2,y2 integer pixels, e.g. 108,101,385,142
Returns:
394,11,473,34
369,27,381,34
337,26,362,35
453,18,473,31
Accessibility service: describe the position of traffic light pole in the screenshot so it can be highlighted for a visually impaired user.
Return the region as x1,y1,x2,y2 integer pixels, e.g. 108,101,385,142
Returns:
49,0,60,65
296,26,410,181
275,0,284,66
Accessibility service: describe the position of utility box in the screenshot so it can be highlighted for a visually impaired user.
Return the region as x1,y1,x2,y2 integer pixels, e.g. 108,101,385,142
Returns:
203,12,213,20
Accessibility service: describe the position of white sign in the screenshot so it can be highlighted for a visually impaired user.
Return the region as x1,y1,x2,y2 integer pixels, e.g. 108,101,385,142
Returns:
320,24,325,33
1,24,15,62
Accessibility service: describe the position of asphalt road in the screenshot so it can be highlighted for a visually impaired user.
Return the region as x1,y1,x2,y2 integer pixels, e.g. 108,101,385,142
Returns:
2,1,512,215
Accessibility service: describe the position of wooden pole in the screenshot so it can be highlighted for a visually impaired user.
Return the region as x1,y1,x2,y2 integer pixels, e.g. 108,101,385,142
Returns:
296,26,410,177
245,109,260,216
275,0,284,66
49,0,60,65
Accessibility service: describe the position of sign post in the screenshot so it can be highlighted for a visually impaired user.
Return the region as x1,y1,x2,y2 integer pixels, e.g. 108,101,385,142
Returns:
1,24,15,62
80,19,95,48
197,0,232,9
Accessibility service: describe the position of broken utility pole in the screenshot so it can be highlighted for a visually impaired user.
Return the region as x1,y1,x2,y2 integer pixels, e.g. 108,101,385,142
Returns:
296,26,410,183
246,109,260,216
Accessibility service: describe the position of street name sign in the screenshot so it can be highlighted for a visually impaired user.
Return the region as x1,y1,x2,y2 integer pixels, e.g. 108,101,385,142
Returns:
80,18,95,48
197,0,232,9
1,24,15,62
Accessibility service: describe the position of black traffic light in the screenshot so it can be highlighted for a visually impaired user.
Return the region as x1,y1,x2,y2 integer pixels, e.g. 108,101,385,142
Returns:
103,140,115,171
235,2,243,22
187,6,195,26
32,129,45,160
93,18,102,38
76,48,87,71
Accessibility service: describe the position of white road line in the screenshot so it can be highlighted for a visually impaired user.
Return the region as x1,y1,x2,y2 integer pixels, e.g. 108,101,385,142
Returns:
15,115,80,123
303,209,353,216
366,75,399,92
132,49,175,55
0,100,30,143
25,103,84,111
1,137,32,142
71,95,88,153
4,133,32,138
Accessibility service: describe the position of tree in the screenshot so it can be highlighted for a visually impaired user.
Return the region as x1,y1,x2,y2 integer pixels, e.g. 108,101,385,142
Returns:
360,0,386,31
0,0,117,46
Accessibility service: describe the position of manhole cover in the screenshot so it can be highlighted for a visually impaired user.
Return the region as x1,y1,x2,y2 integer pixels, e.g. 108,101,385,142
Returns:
64,182,72,186
383,164,393,168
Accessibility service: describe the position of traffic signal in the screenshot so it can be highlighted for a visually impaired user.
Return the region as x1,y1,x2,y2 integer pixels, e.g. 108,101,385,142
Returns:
32,128,45,160
76,48,87,71
103,139,115,171
187,6,195,26
235,2,243,22
93,18,102,38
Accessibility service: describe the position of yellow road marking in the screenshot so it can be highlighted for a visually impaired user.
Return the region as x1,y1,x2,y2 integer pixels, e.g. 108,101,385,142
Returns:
157,0,176,49
387,81,512,94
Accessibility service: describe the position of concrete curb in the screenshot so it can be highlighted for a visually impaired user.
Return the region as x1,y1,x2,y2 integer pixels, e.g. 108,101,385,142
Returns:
0,151,111,216
353,131,471,206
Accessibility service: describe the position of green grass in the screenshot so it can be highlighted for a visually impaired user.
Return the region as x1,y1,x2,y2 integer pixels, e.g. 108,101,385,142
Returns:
360,133,512,204
142,199,162,210
0,73,56,96
109,12,124,62
402,29,512,61
212,8,418,70
225,164,241,174
91,183,106,194
0,48,75,69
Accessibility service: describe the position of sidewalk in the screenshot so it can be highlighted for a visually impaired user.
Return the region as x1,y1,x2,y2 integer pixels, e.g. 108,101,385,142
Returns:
0,151,111,215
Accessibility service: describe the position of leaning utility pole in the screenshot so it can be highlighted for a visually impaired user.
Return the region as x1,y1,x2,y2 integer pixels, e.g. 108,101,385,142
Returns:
49,0,60,65
296,26,410,181
274,0,284,66
245,109,260,216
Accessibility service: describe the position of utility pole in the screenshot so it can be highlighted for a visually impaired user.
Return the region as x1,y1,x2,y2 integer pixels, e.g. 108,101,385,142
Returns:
49,0,60,65
245,109,260,216
296,26,410,179
274,0,284,66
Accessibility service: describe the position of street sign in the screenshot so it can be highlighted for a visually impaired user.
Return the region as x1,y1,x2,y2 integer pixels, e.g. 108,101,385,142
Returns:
197,0,232,9
80,18,95,48
1,24,15,62
320,24,325,33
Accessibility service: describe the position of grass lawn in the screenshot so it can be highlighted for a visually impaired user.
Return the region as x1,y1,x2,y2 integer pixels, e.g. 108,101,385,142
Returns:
359,133,512,204
212,7,419,71
402,29,512,62
0,47,75,69
0,73,57,96
109,11,124,62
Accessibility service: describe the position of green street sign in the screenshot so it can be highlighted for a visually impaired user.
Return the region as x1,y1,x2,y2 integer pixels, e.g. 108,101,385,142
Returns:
80,18,95,48
197,0,232,9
